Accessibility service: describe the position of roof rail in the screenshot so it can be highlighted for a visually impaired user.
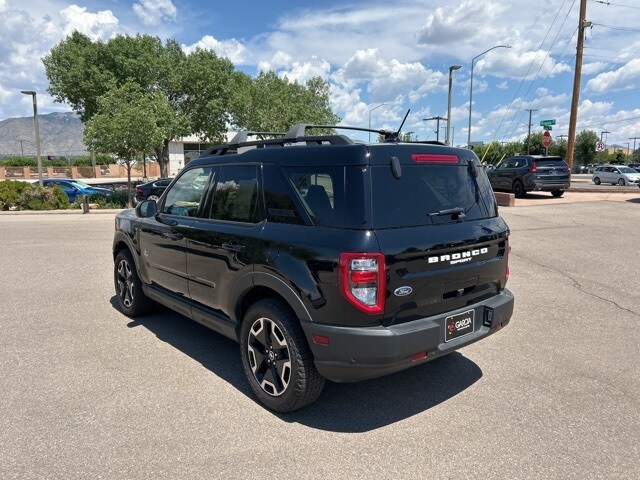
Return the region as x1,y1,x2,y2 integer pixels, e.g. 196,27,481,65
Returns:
196,120,420,158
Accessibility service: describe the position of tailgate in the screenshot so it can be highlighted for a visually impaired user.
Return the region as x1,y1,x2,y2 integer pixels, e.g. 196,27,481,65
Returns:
376,218,509,325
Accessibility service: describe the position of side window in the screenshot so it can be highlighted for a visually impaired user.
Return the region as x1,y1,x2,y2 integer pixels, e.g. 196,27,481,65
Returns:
284,167,340,226
161,167,212,217
263,164,305,225
209,165,260,223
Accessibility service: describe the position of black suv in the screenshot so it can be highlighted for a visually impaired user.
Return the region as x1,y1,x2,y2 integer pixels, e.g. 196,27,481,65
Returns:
113,124,514,412
487,155,570,198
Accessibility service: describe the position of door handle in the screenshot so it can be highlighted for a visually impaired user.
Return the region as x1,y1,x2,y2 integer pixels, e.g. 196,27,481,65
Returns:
222,242,245,252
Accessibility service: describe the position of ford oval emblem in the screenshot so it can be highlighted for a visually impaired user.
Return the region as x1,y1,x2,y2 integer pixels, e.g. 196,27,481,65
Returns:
394,286,413,297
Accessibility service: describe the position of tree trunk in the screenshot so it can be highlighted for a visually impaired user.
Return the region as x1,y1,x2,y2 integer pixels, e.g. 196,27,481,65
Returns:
154,138,171,178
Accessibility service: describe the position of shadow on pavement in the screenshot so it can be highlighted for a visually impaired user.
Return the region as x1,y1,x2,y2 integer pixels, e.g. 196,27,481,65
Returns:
110,297,483,433
626,197,640,204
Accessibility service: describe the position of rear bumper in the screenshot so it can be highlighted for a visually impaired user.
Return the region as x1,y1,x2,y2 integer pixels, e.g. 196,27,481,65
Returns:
301,289,514,382
530,181,570,191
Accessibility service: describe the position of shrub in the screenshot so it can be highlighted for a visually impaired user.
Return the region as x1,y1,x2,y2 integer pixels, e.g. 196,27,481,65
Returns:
71,189,129,209
17,184,70,210
0,180,29,210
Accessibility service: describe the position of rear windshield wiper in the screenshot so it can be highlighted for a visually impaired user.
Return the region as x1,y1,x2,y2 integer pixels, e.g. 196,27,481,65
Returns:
428,207,466,217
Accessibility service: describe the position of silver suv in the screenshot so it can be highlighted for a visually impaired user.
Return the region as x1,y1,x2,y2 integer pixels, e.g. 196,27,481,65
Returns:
592,165,640,186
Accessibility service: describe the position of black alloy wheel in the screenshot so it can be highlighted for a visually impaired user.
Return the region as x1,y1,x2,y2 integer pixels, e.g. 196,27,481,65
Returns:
594,177,601,185
512,180,526,198
114,250,154,317
240,299,325,412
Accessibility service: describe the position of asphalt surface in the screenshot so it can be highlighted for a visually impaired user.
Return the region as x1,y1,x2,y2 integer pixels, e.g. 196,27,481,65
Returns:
1,197,639,480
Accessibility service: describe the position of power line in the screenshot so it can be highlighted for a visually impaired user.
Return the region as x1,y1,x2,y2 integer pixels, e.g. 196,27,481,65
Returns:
592,22,640,32
494,0,576,142
590,0,640,10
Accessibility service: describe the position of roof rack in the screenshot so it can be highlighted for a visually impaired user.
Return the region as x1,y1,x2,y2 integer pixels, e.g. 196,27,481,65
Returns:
196,118,412,158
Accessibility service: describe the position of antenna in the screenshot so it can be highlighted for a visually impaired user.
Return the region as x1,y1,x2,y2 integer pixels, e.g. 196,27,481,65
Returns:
384,109,411,142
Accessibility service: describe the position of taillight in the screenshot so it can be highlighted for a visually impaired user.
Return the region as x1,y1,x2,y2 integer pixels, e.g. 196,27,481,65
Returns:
339,253,386,314
135,187,143,194
412,153,459,163
529,162,538,173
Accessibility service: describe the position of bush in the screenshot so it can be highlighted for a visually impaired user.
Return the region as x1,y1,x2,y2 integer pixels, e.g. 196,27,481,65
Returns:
0,180,70,210
0,180,29,210
71,189,129,209
18,184,70,210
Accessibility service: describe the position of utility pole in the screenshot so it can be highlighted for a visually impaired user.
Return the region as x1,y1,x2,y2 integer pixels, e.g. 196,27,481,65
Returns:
526,109,537,154
18,140,25,157
629,137,640,155
566,0,589,169
424,116,447,142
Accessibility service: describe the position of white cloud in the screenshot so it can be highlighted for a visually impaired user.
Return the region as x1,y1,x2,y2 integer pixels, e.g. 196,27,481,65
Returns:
418,0,510,46
132,0,176,26
60,5,118,40
279,58,331,84
258,51,293,72
182,35,250,64
585,59,640,93
582,62,608,76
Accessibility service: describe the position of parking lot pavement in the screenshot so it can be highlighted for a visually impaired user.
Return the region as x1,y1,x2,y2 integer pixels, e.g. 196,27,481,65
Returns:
1,201,639,480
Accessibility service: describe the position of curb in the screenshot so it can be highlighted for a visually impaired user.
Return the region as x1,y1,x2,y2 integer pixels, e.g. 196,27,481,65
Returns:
0,208,126,216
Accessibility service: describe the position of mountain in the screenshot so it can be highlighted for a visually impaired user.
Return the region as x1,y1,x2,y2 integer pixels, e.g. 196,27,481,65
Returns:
0,112,87,157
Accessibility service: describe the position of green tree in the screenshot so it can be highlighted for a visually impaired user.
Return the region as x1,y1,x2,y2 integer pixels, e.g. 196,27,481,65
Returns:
231,71,339,133
84,82,171,206
522,132,545,155
574,130,599,166
45,34,237,177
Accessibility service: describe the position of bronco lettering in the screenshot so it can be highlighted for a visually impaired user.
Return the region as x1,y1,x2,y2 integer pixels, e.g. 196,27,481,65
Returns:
428,247,489,265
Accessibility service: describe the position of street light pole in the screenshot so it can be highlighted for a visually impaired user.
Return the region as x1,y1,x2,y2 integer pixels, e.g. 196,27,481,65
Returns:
467,45,511,147
446,65,461,146
368,103,386,142
21,90,43,186
424,116,447,142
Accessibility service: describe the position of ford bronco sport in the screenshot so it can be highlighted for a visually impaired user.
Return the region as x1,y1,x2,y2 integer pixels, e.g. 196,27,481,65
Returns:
113,123,514,412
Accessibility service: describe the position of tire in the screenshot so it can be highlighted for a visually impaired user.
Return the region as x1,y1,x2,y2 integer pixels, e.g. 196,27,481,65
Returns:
512,180,526,198
551,190,564,198
593,177,601,185
147,194,160,201
114,250,155,317
240,298,325,412
617,178,625,186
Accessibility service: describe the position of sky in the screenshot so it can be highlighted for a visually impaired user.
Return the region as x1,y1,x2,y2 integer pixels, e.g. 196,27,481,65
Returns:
1,0,640,148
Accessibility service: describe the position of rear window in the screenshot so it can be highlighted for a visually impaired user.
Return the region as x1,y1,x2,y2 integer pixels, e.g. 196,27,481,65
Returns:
536,158,567,168
371,164,497,228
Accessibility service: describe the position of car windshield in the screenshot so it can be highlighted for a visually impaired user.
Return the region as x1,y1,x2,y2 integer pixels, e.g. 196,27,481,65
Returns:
537,158,567,168
71,181,90,189
618,167,636,173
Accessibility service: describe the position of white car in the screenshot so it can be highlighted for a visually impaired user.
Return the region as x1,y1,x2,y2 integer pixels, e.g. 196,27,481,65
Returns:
592,165,640,186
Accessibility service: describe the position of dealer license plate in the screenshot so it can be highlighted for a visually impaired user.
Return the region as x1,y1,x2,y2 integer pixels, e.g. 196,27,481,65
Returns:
445,309,475,342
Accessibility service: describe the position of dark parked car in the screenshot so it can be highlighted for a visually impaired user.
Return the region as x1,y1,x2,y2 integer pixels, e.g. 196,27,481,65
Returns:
486,155,570,198
41,179,112,202
113,124,514,412
135,178,173,202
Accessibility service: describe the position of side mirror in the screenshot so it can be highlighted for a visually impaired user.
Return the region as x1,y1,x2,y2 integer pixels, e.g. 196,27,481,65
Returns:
135,199,157,218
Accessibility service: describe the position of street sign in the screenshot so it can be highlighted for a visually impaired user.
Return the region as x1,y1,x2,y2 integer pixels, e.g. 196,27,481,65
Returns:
542,130,552,148
543,125,552,131
540,119,556,127
595,141,605,152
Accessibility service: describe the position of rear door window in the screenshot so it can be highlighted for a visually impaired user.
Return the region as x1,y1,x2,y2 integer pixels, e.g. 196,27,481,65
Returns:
209,165,261,223
371,164,497,228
